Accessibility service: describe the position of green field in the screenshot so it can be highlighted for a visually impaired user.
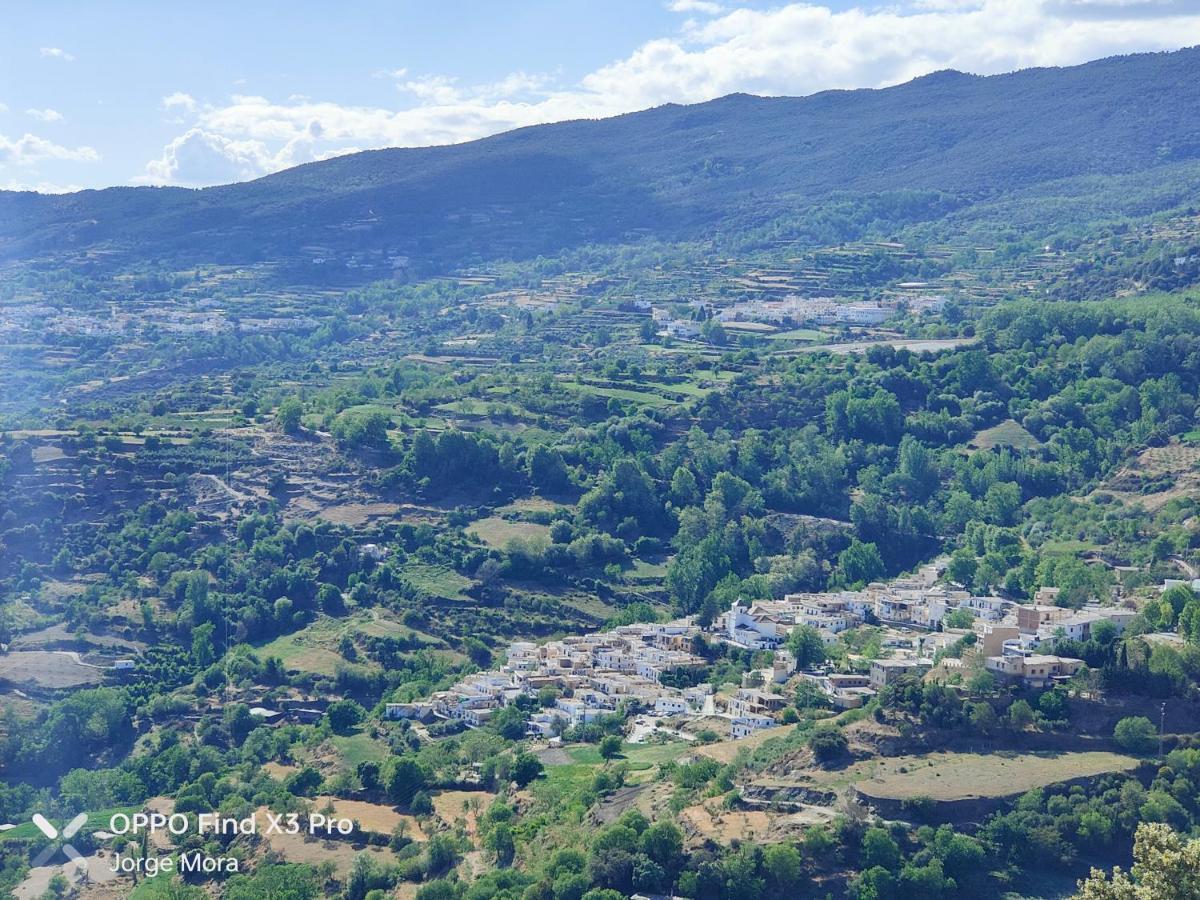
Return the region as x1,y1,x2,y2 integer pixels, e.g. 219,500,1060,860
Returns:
767,327,827,341
624,557,670,584
401,563,475,601
970,419,1041,451
468,516,553,549
255,610,443,674
256,622,352,676
0,806,137,842
329,732,390,769
531,740,694,808
568,382,676,409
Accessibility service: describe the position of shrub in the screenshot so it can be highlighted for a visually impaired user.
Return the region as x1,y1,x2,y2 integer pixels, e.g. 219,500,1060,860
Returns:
810,728,849,765
1114,716,1158,755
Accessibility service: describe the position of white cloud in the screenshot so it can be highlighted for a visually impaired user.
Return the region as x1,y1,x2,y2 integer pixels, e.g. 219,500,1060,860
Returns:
26,108,63,123
398,75,464,105
0,102,8,114
134,126,303,186
162,92,197,112
39,47,75,61
668,0,725,14
0,178,83,193
136,0,1200,186
0,132,98,165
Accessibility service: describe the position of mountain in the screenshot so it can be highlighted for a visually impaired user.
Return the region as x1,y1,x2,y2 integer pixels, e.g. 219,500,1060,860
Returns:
4,48,1200,272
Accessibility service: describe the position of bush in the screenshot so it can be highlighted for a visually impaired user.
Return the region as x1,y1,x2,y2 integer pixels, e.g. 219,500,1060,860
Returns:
1114,716,1158,755
326,699,366,734
810,728,849,765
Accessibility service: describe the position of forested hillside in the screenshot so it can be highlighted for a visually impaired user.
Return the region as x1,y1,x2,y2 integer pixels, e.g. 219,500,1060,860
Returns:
3,48,1200,272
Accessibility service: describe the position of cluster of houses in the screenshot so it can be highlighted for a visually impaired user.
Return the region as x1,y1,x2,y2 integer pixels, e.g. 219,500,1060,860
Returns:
713,296,896,328
388,622,713,735
387,621,810,741
383,563,1145,742
645,294,910,341
649,306,704,340
723,569,1138,708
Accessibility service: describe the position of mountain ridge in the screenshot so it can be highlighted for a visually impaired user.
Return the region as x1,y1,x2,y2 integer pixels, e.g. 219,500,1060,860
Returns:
4,46,1200,270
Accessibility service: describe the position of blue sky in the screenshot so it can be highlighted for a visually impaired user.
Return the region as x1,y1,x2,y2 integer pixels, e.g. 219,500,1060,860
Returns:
3,0,1200,192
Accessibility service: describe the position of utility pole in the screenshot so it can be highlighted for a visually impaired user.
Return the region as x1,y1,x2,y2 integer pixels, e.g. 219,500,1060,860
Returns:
1160,701,1167,758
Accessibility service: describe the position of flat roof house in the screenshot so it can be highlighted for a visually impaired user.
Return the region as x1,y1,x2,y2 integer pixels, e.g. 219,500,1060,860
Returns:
984,654,1084,689
869,658,931,690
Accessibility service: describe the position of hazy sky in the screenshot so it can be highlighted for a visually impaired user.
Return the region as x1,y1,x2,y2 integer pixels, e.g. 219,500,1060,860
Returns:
3,0,1200,193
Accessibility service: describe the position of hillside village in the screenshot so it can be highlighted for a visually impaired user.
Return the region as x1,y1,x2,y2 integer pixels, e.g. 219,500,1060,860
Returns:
401,563,1150,746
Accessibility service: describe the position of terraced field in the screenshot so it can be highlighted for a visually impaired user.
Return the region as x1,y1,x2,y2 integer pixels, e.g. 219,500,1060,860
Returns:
845,750,1142,801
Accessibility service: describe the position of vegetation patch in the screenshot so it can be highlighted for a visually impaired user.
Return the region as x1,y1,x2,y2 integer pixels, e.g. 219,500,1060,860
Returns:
401,563,474,601
849,750,1141,801
467,516,553,549
312,796,427,838
969,419,1041,451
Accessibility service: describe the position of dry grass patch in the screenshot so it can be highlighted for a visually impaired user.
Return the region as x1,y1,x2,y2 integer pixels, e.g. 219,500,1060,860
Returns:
257,827,395,877
1096,441,1200,510
467,516,552,549
495,497,570,515
0,651,105,689
970,419,1040,451
318,502,402,526
681,804,772,844
432,789,495,841
312,797,427,838
694,725,794,764
849,750,1141,801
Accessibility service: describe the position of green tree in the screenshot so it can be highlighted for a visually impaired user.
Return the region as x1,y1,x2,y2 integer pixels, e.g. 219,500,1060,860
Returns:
862,826,901,871
762,843,802,891
1114,716,1158,755
969,701,998,735
1037,689,1069,721
1006,699,1036,732
787,625,828,669
1077,822,1200,899
191,622,216,667
599,735,623,760
512,752,545,787
276,399,304,434
667,535,730,614
386,757,426,805
942,608,974,629
486,821,515,866
838,540,885,586
332,409,391,450
426,835,460,876
984,482,1022,526
946,549,978,586
669,466,700,506
810,728,848,765
223,703,258,745
640,821,684,877
528,445,572,494
326,699,366,734
490,705,528,741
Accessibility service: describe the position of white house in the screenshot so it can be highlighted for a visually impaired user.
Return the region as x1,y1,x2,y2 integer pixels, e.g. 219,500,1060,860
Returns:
654,696,690,716
731,715,776,739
